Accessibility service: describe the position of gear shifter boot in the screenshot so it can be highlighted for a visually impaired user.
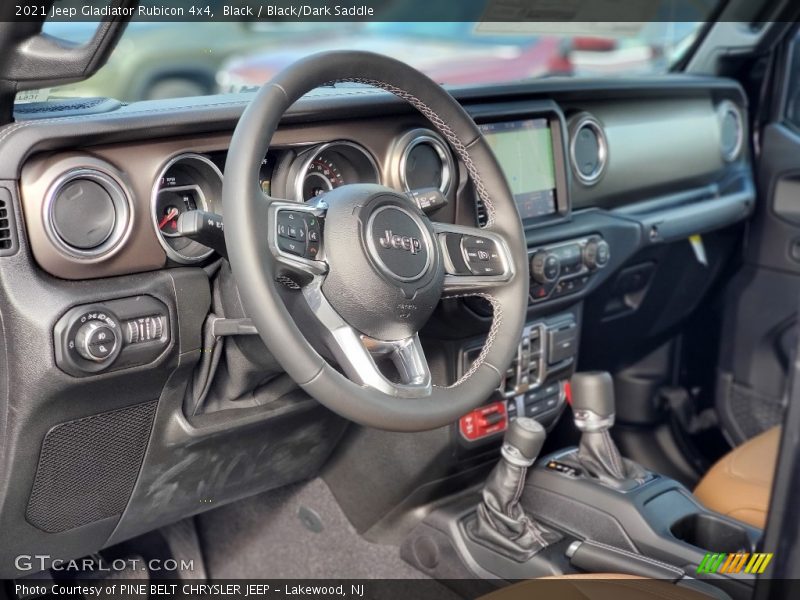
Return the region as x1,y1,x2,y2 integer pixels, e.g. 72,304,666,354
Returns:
472,418,561,560
569,372,648,487
576,430,648,486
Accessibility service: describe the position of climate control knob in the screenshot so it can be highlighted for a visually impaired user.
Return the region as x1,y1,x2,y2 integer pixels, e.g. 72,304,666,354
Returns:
583,239,610,270
530,251,561,284
74,320,119,363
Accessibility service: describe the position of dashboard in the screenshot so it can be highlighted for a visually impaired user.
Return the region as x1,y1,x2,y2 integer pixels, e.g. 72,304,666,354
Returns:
19,120,466,276
0,76,756,576
17,85,746,283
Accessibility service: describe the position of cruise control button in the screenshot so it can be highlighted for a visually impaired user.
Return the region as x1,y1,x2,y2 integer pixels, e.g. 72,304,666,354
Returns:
462,236,504,275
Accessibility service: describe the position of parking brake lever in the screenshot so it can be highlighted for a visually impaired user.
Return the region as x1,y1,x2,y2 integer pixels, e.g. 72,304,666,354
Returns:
177,210,227,259
567,540,684,580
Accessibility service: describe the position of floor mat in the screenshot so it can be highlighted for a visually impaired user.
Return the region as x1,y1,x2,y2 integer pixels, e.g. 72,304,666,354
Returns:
197,478,428,579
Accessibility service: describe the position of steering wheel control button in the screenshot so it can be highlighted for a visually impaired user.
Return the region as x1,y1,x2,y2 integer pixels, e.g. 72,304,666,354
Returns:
277,236,305,256
276,210,324,261
461,235,504,276
367,205,431,282
75,321,118,362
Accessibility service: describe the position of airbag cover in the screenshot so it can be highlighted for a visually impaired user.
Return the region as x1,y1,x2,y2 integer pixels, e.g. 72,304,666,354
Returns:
320,184,444,340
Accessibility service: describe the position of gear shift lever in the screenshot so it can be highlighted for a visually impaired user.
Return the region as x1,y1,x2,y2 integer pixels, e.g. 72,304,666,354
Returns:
570,372,647,486
472,418,561,560
571,371,617,432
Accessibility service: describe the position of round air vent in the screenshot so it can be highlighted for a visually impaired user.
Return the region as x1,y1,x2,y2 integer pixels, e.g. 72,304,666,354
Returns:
44,169,131,258
393,129,455,194
718,100,744,162
569,114,608,186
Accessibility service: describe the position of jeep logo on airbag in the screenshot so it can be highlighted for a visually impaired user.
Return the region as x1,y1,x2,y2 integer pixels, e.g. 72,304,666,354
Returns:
367,205,432,282
378,230,422,254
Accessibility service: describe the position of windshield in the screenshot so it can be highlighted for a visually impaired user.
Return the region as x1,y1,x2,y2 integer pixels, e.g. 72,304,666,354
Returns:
39,20,706,103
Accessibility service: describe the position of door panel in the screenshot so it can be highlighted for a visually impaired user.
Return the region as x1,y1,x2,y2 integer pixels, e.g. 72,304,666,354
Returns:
716,35,800,444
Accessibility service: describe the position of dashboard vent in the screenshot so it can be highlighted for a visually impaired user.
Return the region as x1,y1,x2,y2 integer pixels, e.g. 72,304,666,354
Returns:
44,169,130,259
568,113,608,186
0,187,18,256
475,197,489,227
718,100,744,162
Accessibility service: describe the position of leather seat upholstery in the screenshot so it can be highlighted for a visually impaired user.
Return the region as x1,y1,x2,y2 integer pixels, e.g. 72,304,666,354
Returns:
693,426,780,529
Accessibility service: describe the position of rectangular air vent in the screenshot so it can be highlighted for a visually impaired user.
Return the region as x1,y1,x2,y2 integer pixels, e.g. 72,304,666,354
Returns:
475,197,488,227
0,187,18,256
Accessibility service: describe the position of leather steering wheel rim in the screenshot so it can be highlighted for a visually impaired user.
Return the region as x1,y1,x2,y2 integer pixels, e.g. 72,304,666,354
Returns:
223,51,529,432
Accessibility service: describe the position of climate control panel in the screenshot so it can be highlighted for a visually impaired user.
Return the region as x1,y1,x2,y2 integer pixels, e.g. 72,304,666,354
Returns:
529,235,609,302
54,295,170,377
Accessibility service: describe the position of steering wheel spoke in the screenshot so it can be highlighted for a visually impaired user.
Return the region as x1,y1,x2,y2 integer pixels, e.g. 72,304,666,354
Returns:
302,278,433,398
267,199,328,282
434,222,515,295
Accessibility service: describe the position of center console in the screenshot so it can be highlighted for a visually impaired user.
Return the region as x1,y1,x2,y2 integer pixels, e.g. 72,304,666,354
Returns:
405,372,762,600
454,103,615,436
458,309,579,443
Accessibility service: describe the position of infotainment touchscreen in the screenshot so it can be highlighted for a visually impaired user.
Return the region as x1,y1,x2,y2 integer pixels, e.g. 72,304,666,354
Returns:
478,119,558,220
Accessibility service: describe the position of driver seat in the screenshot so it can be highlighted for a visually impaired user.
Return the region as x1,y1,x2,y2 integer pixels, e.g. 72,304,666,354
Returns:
480,574,724,600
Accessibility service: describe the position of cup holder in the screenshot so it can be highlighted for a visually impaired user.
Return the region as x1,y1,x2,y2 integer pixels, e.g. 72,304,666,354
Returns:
670,513,752,553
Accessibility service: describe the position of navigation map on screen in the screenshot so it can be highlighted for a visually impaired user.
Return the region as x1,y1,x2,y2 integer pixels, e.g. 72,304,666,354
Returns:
479,119,557,220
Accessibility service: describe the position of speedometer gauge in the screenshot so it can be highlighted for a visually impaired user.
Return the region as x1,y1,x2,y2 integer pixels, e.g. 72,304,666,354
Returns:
303,156,344,200
292,141,380,202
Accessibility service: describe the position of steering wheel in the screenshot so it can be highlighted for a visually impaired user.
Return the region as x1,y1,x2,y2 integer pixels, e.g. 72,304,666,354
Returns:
223,51,529,432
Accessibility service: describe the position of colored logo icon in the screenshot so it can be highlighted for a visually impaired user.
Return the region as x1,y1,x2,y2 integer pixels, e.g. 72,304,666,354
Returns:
697,553,773,575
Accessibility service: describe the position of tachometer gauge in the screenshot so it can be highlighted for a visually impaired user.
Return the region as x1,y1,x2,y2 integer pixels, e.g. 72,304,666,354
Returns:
151,153,223,264
303,156,344,200
154,186,201,237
